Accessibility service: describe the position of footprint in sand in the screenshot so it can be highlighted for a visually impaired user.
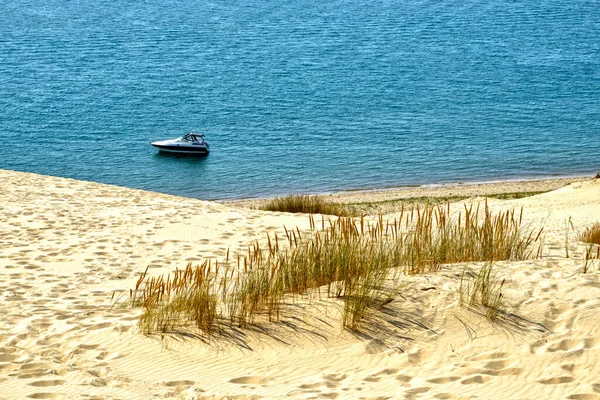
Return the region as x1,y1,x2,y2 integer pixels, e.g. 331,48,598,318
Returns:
322,374,347,383
583,281,600,289
567,394,600,400
406,386,431,395
0,353,18,362
537,376,575,385
461,375,492,385
76,344,100,351
229,376,268,385
377,368,398,375
584,337,599,349
433,393,455,399
19,362,51,372
427,376,461,384
319,393,339,399
363,376,380,382
29,380,65,387
164,380,195,387
476,367,523,377
298,382,321,389
466,351,509,361
396,374,413,383
26,393,63,399
546,338,583,353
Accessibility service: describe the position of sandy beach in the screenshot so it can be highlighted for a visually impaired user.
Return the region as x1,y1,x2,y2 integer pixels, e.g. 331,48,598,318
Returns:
1,169,600,399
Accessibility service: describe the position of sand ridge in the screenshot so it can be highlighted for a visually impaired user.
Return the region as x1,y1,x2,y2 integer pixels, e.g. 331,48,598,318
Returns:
1,169,600,399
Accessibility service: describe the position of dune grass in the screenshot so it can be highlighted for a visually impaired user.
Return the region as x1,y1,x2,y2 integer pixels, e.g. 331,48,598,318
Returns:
130,261,221,333
486,191,547,200
579,223,600,245
261,194,354,216
459,262,506,321
125,201,543,334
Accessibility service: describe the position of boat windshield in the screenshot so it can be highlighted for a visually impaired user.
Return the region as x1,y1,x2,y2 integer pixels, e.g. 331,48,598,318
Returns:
183,133,204,143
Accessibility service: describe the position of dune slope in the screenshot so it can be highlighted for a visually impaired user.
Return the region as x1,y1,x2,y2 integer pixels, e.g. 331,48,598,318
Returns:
1,170,599,399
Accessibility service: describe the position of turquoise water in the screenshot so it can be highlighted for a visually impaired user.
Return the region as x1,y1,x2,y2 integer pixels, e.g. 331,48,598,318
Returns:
1,0,599,200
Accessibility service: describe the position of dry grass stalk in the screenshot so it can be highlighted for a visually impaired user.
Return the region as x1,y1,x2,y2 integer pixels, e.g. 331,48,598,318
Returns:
583,244,600,273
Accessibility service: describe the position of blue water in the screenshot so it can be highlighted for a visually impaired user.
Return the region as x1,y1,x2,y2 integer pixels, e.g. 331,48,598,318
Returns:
1,0,599,200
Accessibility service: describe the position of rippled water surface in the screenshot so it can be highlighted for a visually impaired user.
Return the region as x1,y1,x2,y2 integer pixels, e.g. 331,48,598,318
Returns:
1,0,599,199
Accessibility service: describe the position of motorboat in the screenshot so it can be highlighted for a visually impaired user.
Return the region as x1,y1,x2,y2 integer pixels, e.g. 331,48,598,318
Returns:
151,132,210,155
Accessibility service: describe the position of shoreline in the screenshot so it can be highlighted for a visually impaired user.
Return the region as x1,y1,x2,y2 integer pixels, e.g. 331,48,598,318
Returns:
220,175,591,208
1,168,595,204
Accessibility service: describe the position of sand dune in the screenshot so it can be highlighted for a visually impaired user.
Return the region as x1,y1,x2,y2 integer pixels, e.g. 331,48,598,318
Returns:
1,169,600,399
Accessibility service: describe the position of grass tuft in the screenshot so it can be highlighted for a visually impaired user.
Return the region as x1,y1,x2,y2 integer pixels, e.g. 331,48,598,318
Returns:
130,262,221,334
261,194,354,216
459,262,506,321
579,223,600,245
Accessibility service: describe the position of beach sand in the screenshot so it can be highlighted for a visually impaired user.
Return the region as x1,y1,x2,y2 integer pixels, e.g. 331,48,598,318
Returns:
1,169,600,399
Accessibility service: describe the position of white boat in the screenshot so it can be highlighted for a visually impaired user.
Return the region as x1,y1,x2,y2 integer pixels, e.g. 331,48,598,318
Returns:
151,133,210,155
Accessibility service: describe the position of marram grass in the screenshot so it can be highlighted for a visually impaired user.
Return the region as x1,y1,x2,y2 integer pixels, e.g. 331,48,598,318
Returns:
261,194,354,216
459,262,505,321
579,223,600,245
123,201,543,334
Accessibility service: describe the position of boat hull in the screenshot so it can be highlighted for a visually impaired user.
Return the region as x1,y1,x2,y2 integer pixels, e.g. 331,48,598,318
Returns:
151,144,209,155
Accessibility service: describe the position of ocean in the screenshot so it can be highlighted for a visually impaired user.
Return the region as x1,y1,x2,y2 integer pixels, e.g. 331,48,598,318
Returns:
1,0,599,200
